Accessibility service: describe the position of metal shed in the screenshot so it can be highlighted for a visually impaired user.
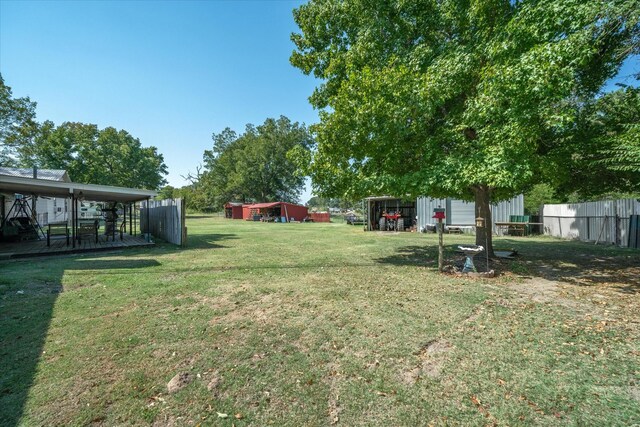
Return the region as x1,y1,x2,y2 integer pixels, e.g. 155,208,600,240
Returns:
363,196,417,231
416,195,524,233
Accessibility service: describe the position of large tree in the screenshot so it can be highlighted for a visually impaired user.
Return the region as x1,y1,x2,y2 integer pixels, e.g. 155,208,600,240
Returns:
290,0,639,254
201,116,313,207
19,121,168,190
0,74,38,166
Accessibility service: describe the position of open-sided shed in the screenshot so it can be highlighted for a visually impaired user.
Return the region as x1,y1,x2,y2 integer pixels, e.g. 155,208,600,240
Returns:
242,202,308,222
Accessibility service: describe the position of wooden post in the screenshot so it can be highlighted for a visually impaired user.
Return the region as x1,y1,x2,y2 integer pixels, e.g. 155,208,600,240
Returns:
181,197,187,247
438,218,444,273
595,215,608,245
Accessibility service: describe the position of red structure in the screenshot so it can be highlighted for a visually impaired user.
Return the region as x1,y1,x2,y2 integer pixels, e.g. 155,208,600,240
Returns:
242,202,308,222
224,202,244,219
310,212,330,222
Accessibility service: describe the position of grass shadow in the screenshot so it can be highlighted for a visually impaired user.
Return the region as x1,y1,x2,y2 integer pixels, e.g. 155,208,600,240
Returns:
185,215,216,220
374,245,439,267
67,259,161,270
183,233,239,250
0,261,64,427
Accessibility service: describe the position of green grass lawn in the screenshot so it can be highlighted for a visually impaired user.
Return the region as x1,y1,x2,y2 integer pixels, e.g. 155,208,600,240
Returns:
1,216,639,426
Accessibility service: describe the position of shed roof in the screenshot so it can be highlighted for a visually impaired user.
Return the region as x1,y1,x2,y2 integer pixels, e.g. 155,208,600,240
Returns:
364,195,401,201
249,202,282,209
0,175,156,203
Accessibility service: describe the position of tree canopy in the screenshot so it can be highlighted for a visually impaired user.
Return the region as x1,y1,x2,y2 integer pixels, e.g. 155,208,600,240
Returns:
200,116,312,208
14,121,168,190
0,75,37,166
290,0,639,251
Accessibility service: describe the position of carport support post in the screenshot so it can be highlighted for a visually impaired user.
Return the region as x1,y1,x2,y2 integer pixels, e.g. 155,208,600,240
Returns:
71,195,76,248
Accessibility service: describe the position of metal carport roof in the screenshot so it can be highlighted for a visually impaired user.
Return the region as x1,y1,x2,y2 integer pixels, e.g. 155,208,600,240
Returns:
0,175,157,203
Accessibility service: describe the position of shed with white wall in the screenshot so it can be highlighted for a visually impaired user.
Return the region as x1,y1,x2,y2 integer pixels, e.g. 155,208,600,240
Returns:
416,195,524,233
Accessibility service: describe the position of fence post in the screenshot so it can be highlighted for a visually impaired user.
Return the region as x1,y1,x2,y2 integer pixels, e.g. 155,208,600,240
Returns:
614,202,619,246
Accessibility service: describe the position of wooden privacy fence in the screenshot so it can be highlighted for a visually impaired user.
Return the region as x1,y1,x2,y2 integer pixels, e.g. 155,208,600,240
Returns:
542,199,640,248
140,198,187,246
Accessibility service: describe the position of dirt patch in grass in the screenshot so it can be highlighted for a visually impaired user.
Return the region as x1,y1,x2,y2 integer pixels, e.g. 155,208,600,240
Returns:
401,340,453,384
207,293,279,327
325,362,342,425
507,277,581,309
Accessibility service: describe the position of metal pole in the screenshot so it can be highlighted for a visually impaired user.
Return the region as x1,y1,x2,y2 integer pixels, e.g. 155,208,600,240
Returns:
71,195,76,248
486,230,489,272
134,202,137,236
146,198,150,242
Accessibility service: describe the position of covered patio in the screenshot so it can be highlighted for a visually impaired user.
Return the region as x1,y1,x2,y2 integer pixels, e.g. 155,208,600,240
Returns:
0,233,153,259
0,174,157,258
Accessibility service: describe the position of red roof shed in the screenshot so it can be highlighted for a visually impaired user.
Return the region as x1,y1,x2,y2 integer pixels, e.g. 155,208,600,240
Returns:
242,202,308,222
224,202,244,219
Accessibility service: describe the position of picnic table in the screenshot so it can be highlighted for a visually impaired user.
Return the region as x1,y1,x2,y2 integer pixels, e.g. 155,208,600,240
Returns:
494,221,543,236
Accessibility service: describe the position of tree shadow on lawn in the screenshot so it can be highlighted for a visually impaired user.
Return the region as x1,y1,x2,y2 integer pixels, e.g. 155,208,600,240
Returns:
500,238,640,294
0,256,160,426
374,245,440,267
183,233,239,250
65,258,161,270
375,239,639,294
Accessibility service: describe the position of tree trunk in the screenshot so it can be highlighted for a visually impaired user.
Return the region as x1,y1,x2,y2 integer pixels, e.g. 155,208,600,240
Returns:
473,185,495,258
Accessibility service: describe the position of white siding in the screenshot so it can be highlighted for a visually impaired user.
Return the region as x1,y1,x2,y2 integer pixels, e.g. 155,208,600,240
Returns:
448,199,475,225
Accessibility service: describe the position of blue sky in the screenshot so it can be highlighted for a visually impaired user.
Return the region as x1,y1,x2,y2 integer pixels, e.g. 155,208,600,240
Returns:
0,0,319,201
0,1,637,204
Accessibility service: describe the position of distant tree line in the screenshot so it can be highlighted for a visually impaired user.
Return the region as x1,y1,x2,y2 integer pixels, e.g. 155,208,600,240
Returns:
305,196,360,212
158,116,312,211
0,75,167,190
